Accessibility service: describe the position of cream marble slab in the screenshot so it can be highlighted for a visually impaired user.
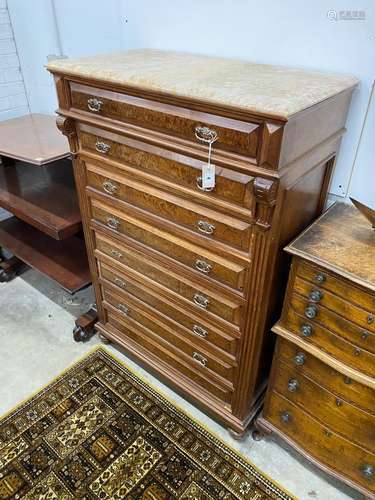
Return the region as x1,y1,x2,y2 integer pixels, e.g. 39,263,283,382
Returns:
47,49,358,119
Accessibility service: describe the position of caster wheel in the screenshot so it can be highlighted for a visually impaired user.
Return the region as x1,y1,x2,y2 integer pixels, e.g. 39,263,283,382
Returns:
98,333,111,344
73,324,95,342
252,430,264,441
0,268,16,282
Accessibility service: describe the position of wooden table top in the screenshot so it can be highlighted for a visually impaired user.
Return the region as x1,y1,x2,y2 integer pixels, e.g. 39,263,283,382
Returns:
286,202,375,292
0,114,69,165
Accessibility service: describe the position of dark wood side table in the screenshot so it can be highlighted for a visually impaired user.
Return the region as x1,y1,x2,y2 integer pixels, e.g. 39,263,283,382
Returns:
0,113,97,341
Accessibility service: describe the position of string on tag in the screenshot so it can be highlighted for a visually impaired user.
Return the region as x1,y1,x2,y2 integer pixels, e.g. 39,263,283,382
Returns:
195,126,218,190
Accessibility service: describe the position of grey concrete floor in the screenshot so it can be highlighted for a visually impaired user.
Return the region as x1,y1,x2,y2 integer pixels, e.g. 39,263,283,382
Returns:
0,268,360,500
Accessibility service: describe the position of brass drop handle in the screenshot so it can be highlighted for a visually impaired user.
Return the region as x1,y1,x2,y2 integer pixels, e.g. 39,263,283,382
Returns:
106,217,120,230
300,324,313,337
95,140,111,154
117,304,129,316
304,304,318,319
281,412,291,423
114,277,126,289
361,464,374,479
192,324,207,338
192,352,207,367
110,249,122,259
193,292,210,309
294,352,306,365
194,125,218,144
195,259,212,274
315,273,326,284
197,220,215,235
287,379,299,392
87,97,103,112
103,179,118,195
196,176,214,192
367,314,374,324
309,289,323,303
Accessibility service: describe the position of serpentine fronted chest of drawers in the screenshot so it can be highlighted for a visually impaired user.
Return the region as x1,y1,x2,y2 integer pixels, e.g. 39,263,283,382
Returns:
47,49,357,436
257,203,375,498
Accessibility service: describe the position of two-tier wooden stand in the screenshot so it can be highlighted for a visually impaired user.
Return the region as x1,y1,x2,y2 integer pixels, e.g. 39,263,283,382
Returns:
0,114,97,340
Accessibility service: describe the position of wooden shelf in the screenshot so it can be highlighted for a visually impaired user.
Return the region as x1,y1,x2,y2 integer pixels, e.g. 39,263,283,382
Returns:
0,158,82,240
0,217,91,293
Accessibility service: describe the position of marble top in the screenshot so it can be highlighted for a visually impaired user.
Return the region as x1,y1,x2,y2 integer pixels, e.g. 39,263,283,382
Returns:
46,49,358,119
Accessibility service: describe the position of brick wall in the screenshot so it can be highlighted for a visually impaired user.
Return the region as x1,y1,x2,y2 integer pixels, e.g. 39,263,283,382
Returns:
0,0,29,121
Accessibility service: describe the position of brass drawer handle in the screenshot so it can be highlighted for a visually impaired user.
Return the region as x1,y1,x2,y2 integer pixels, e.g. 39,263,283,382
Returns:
195,259,212,274
110,249,122,259
114,277,126,289
192,352,207,367
196,176,214,192
361,464,374,479
304,304,317,319
192,324,207,338
197,220,215,235
300,324,313,337
95,140,111,154
281,412,291,423
287,379,299,392
193,292,209,309
361,331,369,340
315,272,326,284
294,352,306,365
117,303,129,316
194,125,218,144
367,314,374,324
309,289,323,303
106,217,120,230
87,97,103,112
103,179,118,195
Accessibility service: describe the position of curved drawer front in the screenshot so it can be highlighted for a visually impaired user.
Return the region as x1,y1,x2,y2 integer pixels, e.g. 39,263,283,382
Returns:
71,82,261,159
287,294,375,377
277,338,375,414
79,126,254,210
98,251,242,327
293,275,375,343
273,358,375,453
103,287,236,383
91,200,247,291
106,312,233,405
87,166,251,251
265,392,375,493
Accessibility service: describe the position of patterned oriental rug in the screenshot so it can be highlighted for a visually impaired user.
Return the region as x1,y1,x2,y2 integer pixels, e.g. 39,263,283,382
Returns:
0,347,293,499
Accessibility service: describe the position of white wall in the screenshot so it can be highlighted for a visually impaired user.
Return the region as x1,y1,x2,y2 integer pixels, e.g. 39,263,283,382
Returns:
0,0,28,121
7,0,375,206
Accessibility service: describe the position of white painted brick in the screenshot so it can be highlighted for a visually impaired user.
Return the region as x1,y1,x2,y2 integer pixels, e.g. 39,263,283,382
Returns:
3,67,22,82
0,53,19,68
0,23,11,39
0,81,24,97
0,1,6,10
0,95,10,110
0,9,9,24
9,93,27,108
0,105,29,121
0,38,15,54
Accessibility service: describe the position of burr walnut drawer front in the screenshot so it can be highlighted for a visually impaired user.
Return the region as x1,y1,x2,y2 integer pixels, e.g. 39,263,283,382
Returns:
79,125,254,211
97,243,243,327
277,338,375,414
271,356,375,453
102,287,236,385
70,82,261,159
91,200,248,291
297,260,375,315
292,275,375,342
265,392,375,493
286,297,375,377
86,164,251,251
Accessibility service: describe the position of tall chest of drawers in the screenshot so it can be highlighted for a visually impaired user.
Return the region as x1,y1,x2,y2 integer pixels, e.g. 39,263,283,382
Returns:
257,203,375,498
47,49,357,436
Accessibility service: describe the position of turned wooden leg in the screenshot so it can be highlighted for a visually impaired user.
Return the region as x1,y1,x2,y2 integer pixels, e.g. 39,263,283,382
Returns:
73,304,98,342
0,255,23,282
227,427,247,441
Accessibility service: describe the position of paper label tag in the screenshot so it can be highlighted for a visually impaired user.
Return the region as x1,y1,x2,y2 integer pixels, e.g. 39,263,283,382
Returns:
202,162,215,188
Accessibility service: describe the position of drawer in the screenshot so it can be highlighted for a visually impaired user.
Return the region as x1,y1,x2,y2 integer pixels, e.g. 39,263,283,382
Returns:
265,392,375,493
70,82,261,159
277,338,375,414
297,260,375,314
106,312,233,406
98,250,243,327
272,357,375,453
287,294,375,377
79,124,254,211
103,287,235,384
87,163,251,251
293,275,375,341
91,200,248,291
